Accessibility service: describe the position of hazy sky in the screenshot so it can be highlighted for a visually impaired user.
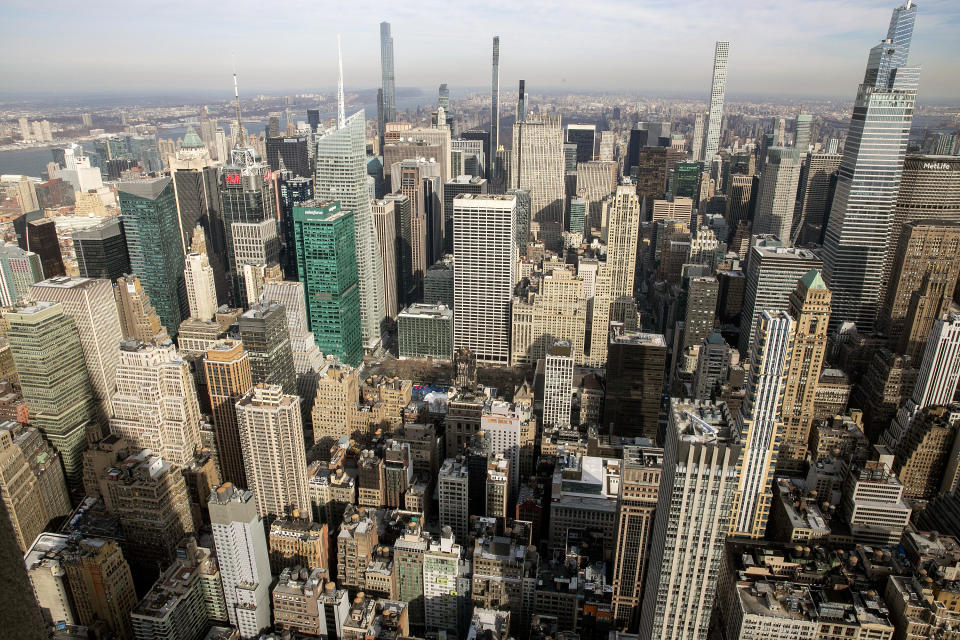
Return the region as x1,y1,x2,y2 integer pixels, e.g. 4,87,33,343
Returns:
3,0,959,101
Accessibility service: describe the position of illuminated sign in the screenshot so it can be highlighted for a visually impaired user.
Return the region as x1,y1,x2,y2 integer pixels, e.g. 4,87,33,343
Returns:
225,173,242,185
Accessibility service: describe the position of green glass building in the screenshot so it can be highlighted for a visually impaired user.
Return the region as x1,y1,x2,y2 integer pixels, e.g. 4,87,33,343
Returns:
293,200,362,367
568,196,586,235
118,177,187,338
7,301,95,493
673,161,704,201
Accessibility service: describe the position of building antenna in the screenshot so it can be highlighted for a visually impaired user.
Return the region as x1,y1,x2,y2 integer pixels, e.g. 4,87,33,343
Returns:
337,35,346,129
232,56,244,147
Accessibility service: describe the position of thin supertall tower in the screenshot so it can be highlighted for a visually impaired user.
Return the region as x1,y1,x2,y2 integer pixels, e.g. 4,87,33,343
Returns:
490,36,500,180
822,1,919,332
378,22,396,143
703,41,729,161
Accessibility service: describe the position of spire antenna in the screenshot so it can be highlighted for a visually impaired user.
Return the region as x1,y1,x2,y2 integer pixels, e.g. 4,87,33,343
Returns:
337,35,346,129
232,56,244,147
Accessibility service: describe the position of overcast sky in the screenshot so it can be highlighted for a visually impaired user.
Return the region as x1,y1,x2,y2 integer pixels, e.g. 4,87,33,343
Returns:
2,0,958,101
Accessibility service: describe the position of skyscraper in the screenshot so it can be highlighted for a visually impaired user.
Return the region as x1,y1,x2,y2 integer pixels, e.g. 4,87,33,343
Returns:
731,310,793,539
793,152,841,244
293,200,363,367
510,115,565,249
566,123,596,162
118,177,188,339
236,384,310,521
822,0,919,331
703,41,730,161
753,147,803,242
315,110,385,351
371,199,399,319
238,302,297,395
542,341,573,428
209,484,272,638
29,277,122,424
7,302,95,490
72,216,130,282
453,194,516,364
0,244,42,306
378,22,396,145
204,339,253,487
183,227,219,322
490,37,501,182
604,331,667,439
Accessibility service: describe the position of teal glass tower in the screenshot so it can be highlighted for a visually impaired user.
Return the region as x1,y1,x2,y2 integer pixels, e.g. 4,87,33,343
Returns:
118,177,187,338
293,200,362,367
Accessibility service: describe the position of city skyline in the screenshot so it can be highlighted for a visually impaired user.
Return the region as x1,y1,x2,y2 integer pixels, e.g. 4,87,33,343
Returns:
3,1,960,100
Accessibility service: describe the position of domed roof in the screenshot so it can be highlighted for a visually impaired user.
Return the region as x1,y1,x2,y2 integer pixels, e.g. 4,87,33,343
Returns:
182,126,205,149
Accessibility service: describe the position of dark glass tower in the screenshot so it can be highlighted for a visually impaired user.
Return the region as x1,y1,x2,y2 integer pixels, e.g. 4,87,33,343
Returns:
73,216,131,281
25,218,65,278
239,302,297,395
265,135,310,178
278,173,314,279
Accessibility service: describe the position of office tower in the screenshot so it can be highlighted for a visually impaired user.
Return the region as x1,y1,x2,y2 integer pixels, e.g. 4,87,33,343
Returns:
611,445,663,631
293,200,363,366
778,271,831,472
884,155,960,306
841,457,911,545
259,280,323,376
508,187,532,256
4,502,47,639
438,458,470,544
453,194,516,364
73,216,130,281
371,199,399,319
378,22,396,145
278,174,314,279
510,265,587,366
204,340,252,486
183,228,219,321
168,128,228,297
115,275,170,344
725,173,755,231
693,333,734,400
893,405,960,499
220,151,276,306
691,113,705,161
398,303,454,360
515,79,528,123
884,313,960,447
423,528,467,637
738,239,822,355
118,178,187,338
396,160,431,296
29,277,122,424
794,113,813,151
651,197,693,225
311,361,358,450
109,340,203,467
209,484,272,638
239,302,296,395
731,310,793,539
794,152,841,244
485,455,509,518
604,331,667,439
575,160,618,231
336,504,379,590
638,400,739,640
0,423,70,553
490,36,501,181
24,218,65,279
672,161,703,200
306,109,320,133
567,123,596,162
568,197,586,234
880,221,960,359
753,147,803,241
636,146,686,201
822,1,919,331
703,41,730,160
444,176,487,251
680,275,719,350
265,135,309,177
0,244,42,306
231,219,280,307
394,519,429,631
481,400,527,500
315,109,385,351
510,115,565,248
7,302,94,490
607,185,641,297
543,341,573,428
598,130,615,162
236,384,309,520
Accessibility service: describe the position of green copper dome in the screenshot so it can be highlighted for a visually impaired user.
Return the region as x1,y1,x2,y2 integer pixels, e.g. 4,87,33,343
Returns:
181,126,205,149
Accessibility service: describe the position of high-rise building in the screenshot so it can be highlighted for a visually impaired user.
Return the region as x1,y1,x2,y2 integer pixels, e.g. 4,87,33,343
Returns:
510,115,565,249
73,216,131,282
231,218,280,307
604,331,667,439
398,303,454,361
606,185,641,299
893,405,960,499
315,110,385,351
567,124,596,162
880,221,960,360
378,22,396,145
438,458,470,544
543,341,573,428
639,400,740,640
259,280,324,376
118,178,187,338
793,152,841,244
265,135,310,177
738,239,822,355
423,527,468,637
293,200,363,367
115,274,169,344
490,36,501,181
29,277,122,424
239,302,297,395
394,519,430,632
7,302,94,490
25,218,65,279
731,310,793,539
680,275,719,350
453,194,516,364
703,41,730,161
753,147,803,242
822,1,919,331
278,174,314,279
778,270,831,472
611,445,663,631
183,227,219,322
444,176,487,252
311,360,358,451
236,384,310,521
0,244,43,306
204,339,253,486
209,484,272,638
371,199,399,319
